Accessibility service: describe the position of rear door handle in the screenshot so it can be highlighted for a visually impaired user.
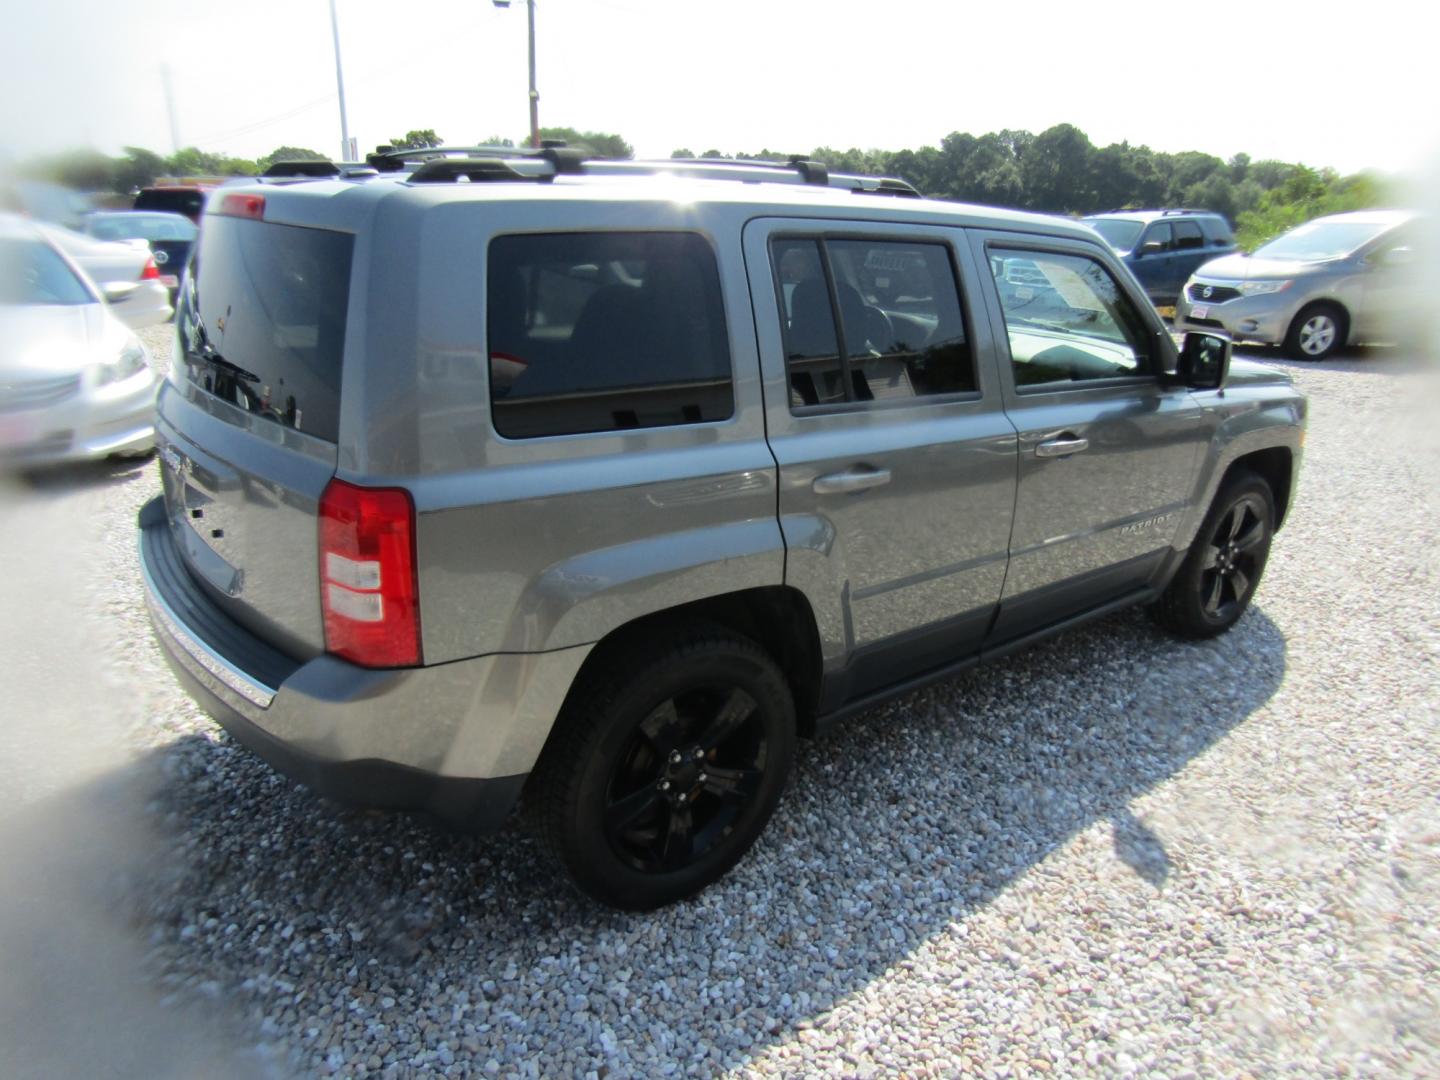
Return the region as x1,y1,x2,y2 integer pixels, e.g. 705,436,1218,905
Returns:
812,467,892,495
1035,436,1090,458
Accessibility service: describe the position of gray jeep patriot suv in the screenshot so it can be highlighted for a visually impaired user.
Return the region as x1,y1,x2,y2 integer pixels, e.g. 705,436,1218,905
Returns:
139,149,1306,909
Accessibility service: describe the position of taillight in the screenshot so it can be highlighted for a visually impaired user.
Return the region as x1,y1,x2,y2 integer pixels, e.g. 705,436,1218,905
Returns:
140,256,160,280
216,192,265,220
318,479,422,668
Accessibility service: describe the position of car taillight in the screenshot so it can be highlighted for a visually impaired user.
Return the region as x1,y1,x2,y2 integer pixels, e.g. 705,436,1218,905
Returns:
216,193,265,220
140,256,160,280
318,479,422,668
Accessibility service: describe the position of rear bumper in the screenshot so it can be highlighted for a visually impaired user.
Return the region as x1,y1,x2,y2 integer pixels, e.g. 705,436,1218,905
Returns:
138,497,591,830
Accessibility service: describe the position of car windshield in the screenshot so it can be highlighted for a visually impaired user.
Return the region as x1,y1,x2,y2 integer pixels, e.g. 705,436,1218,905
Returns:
89,213,197,243
1085,219,1144,252
1255,220,1391,261
0,239,93,306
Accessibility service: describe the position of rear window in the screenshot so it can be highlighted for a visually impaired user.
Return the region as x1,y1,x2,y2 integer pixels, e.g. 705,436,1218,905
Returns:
177,216,354,442
487,232,733,439
135,189,209,220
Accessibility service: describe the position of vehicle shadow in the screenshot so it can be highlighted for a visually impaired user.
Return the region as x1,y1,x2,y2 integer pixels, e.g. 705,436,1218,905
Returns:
31,605,1285,1073
5,453,157,495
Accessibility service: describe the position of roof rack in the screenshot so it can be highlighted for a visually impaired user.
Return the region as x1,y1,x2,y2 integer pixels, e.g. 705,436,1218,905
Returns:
344,143,921,197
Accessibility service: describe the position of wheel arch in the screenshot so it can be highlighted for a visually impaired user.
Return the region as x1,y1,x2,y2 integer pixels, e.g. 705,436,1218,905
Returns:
547,585,825,742
1220,445,1295,530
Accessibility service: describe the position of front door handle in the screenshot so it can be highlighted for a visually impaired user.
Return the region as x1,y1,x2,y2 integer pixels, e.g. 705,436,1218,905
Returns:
812,467,892,495
1035,435,1090,458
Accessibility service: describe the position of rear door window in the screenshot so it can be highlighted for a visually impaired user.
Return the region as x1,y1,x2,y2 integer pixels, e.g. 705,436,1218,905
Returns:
178,217,354,442
487,232,733,439
770,236,975,409
1172,220,1205,250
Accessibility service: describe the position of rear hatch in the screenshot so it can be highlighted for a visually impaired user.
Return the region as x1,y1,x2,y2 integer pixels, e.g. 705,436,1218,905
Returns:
155,208,353,659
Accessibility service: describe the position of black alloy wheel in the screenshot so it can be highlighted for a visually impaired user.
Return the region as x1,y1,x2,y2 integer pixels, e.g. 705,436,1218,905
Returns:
531,627,795,910
1197,492,1269,623
604,685,769,874
1153,472,1275,639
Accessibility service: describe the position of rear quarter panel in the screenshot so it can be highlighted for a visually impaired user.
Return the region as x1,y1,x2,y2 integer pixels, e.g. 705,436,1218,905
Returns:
351,196,785,664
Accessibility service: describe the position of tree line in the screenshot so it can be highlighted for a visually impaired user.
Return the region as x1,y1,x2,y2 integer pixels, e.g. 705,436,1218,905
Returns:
14,122,1386,249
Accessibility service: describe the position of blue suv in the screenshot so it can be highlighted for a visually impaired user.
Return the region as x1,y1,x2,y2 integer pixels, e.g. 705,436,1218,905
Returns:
1084,209,1237,307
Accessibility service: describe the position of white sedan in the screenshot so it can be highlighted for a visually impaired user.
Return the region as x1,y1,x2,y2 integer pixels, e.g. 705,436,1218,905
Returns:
35,222,173,329
1,214,161,465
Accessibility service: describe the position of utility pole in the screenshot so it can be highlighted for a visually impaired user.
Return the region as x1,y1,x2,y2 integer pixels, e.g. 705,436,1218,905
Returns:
328,0,352,162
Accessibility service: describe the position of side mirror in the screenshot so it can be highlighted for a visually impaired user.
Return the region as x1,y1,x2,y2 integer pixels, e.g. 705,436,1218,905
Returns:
100,280,139,305
1375,245,1415,267
1137,240,1164,258
1178,331,1231,390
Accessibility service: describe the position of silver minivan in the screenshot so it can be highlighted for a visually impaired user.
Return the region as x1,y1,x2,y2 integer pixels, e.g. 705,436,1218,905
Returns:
1174,209,1421,360
139,149,1306,908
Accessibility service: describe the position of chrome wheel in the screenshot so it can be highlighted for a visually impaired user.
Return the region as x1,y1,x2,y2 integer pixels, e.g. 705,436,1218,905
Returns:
1286,303,1346,361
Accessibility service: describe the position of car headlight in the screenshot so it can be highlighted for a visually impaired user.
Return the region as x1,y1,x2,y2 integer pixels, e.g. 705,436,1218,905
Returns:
90,339,150,387
1240,280,1293,296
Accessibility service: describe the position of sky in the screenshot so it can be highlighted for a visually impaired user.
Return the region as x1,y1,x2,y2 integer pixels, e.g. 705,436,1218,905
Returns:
1,0,1434,178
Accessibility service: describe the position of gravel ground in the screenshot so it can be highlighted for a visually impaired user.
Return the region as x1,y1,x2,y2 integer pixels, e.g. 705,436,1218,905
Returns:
1,327,1437,1078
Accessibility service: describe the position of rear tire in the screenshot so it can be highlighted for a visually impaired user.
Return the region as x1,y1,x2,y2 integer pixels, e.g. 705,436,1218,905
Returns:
1153,472,1275,639
530,626,796,910
1284,302,1347,361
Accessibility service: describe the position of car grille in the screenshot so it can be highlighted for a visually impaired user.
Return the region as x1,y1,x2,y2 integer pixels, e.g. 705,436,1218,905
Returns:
1187,283,1241,304
0,375,81,413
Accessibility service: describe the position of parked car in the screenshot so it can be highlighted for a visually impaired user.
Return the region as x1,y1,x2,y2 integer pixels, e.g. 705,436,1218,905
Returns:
36,223,172,327
0,214,160,465
83,211,197,302
133,185,213,224
1083,209,1237,307
139,152,1305,909
1175,209,1423,361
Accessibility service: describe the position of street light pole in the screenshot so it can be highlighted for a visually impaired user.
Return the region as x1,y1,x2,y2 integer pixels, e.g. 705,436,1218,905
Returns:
526,0,539,149
494,0,540,149
328,0,353,162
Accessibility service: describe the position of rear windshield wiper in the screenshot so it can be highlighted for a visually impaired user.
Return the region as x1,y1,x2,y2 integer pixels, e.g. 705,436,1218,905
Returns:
194,344,259,383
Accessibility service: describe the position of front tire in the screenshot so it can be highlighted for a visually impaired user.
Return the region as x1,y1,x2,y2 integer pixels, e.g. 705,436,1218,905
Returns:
531,627,796,910
1153,473,1275,639
1285,302,1347,361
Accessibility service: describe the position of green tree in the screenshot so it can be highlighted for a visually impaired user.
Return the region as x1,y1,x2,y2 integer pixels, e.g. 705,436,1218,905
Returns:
1021,124,1095,213
165,146,256,178
257,145,327,171
537,127,633,158
113,146,166,193
478,135,516,148
389,129,443,150
1235,168,1388,250
19,149,115,191
670,148,695,159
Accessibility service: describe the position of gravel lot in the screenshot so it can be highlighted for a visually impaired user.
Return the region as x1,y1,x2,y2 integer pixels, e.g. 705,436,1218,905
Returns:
2,326,1437,1078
